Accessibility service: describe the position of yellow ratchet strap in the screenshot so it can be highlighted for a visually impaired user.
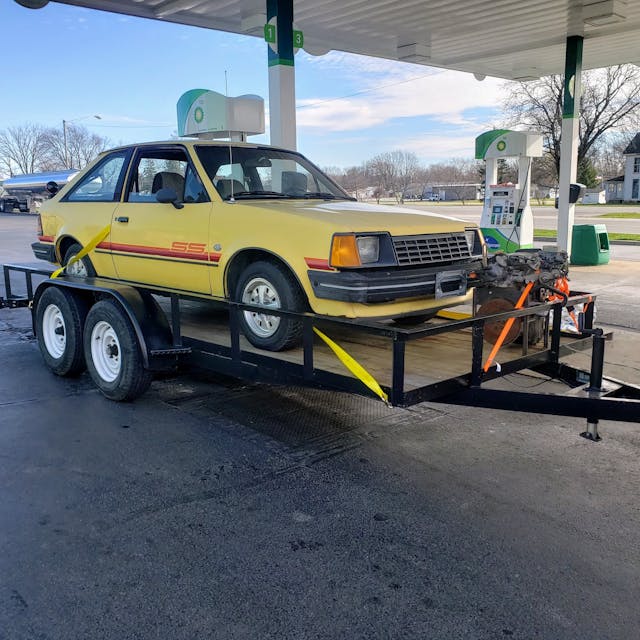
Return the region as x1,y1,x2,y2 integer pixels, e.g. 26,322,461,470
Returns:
51,225,111,279
313,327,389,405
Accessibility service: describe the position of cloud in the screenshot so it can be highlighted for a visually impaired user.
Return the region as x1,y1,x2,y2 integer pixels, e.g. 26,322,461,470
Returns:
297,50,507,132
297,67,504,132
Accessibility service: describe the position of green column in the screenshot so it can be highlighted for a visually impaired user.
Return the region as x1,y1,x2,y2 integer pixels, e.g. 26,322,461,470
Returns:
267,0,294,68
557,35,583,254
562,35,583,119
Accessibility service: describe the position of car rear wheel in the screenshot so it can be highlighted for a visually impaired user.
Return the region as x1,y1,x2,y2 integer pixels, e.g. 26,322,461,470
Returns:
35,286,88,376
83,300,152,401
235,261,306,351
63,242,97,277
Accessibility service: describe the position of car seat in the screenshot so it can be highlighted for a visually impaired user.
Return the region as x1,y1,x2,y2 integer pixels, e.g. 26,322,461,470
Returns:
152,171,185,198
281,171,308,195
216,179,246,200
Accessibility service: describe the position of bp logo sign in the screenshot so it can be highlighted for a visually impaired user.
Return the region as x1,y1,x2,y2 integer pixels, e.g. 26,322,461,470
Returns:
496,140,506,152
194,107,204,124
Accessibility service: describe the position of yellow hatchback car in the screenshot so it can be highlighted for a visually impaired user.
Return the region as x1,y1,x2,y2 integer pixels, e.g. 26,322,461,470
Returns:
32,140,486,350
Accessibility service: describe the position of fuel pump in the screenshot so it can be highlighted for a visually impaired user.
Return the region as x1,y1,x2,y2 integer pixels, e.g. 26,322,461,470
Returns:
475,130,543,253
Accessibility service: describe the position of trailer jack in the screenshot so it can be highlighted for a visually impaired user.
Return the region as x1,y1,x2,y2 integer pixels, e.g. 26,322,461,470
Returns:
579,327,608,442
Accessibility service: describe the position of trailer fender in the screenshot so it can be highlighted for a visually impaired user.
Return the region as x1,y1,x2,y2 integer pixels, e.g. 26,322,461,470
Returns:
32,279,174,369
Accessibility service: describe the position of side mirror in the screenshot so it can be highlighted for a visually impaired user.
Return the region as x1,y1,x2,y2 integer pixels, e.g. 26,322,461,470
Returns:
156,187,184,209
46,181,59,195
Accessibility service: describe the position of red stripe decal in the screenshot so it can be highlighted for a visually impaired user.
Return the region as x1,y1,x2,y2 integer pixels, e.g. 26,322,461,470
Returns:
101,241,213,262
305,257,333,271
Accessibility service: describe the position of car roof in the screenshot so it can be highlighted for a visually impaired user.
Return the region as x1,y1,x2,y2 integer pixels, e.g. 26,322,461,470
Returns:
103,139,292,156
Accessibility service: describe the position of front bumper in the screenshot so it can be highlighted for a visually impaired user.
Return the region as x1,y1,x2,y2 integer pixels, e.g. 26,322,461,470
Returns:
31,242,56,263
308,264,472,304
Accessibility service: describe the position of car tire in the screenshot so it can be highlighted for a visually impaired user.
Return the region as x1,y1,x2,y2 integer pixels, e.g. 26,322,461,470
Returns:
83,300,152,401
0,201,5,213
235,260,306,351
63,242,97,277
35,286,88,376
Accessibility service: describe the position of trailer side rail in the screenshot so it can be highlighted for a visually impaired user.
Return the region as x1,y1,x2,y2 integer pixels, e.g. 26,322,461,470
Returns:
3,263,640,432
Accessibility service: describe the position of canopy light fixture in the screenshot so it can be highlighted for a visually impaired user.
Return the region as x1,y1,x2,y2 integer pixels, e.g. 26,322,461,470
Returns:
397,42,431,63
14,0,49,8
583,0,627,25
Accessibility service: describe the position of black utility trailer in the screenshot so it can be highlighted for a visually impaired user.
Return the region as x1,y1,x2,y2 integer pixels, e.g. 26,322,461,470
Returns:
2,263,640,439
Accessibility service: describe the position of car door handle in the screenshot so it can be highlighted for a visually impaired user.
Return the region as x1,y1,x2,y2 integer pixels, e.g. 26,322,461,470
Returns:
115,216,129,223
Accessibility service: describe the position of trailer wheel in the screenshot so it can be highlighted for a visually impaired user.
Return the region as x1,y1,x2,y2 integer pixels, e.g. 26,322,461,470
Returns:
35,286,88,376
83,300,152,401
235,260,305,351
63,242,97,277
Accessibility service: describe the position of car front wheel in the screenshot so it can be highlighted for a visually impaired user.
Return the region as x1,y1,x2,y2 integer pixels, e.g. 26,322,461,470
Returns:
235,261,305,351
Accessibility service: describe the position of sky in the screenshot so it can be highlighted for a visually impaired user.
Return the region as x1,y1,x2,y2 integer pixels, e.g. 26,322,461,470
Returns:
1,1,509,169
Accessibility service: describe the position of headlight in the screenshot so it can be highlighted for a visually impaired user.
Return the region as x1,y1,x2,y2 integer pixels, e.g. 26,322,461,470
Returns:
464,227,483,255
356,236,379,263
330,233,394,268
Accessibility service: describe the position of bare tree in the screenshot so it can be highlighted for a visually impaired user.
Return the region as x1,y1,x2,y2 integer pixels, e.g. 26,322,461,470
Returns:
591,131,629,179
426,158,480,204
41,123,110,170
389,150,420,203
366,151,421,203
503,64,640,184
0,123,48,175
366,153,397,201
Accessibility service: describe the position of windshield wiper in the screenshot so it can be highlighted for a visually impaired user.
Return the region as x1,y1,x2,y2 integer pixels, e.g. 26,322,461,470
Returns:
227,190,288,199
300,192,355,201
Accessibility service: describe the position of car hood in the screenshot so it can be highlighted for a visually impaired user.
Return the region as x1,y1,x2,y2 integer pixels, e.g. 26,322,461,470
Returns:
232,199,473,234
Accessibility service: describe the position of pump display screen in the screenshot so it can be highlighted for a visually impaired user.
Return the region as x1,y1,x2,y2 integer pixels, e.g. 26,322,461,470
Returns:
492,205,503,214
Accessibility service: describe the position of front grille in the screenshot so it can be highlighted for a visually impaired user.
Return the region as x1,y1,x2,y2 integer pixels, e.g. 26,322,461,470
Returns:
393,233,471,266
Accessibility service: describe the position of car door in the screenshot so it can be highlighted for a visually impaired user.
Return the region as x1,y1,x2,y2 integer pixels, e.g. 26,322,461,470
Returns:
60,148,132,278
110,145,213,294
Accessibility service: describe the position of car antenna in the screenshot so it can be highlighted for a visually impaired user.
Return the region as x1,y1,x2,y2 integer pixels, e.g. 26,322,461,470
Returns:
225,70,235,204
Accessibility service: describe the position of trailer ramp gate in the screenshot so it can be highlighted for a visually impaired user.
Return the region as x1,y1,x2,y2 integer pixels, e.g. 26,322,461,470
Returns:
2,264,640,438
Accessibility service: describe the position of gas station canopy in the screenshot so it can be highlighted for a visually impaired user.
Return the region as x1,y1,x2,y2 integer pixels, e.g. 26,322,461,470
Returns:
50,0,640,80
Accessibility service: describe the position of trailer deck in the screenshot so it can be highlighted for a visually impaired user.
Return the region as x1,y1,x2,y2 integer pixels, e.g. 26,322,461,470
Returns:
3,262,640,436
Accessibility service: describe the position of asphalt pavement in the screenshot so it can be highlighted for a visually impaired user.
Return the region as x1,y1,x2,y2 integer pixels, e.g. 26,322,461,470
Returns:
1,213,640,640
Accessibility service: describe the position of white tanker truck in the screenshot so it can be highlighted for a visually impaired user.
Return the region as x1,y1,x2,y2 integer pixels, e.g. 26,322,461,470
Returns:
0,169,78,213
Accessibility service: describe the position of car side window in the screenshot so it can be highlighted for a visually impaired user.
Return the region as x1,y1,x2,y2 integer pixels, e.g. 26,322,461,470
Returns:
125,148,209,204
65,151,128,202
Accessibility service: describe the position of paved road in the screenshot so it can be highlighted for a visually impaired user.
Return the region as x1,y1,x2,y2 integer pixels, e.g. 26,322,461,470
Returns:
1,212,640,640
423,203,640,237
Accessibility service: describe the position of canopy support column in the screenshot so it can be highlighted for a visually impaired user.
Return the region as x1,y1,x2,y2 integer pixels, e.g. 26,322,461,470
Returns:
267,0,297,150
557,35,583,255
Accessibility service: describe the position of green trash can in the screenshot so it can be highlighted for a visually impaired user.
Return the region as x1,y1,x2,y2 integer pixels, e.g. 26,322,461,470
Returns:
571,224,610,265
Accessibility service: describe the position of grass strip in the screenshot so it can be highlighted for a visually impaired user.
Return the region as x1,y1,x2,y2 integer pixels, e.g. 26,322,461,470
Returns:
534,229,640,241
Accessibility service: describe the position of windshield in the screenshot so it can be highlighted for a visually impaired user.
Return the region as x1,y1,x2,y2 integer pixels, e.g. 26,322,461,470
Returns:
195,145,354,201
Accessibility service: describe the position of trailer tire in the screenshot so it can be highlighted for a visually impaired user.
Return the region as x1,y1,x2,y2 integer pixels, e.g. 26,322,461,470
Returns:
235,260,305,351
35,286,88,376
83,300,152,401
63,242,97,277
